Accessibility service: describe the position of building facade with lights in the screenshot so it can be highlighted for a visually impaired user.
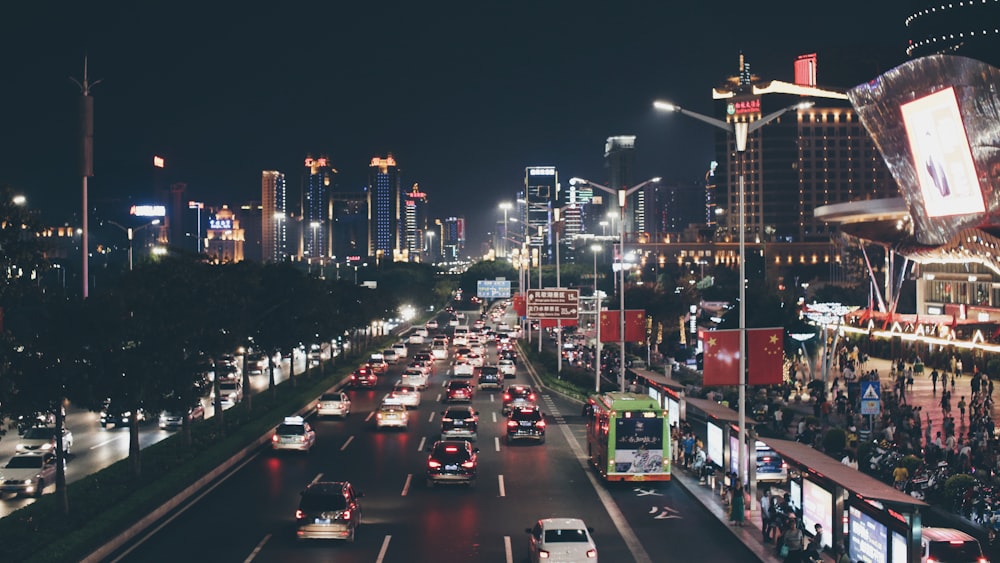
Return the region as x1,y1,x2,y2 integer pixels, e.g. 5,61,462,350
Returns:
402,183,429,262
204,205,244,263
905,0,1000,66
261,170,288,263
439,216,465,262
368,155,401,261
523,166,557,263
605,136,644,235
303,156,336,263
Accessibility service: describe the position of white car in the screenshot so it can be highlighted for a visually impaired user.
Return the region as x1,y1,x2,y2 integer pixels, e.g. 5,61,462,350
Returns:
401,368,429,390
448,317,460,327
216,380,243,408
16,426,74,455
425,319,439,330
498,359,517,377
408,333,425,345
466,352,485,368
0,452,63,497
316,391,351,418
392,342,409,359
382,348,399,364
431,342,449,360
390,383,421,408
469,342,485,356
526,518,598,562
453,360,476,377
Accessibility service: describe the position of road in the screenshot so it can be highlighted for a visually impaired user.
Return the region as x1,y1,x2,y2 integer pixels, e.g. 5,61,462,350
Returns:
108,311,758,563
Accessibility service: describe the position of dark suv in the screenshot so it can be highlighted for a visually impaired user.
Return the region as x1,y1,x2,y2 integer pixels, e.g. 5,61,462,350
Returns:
426,440,479,487
506,405,546,444
477,366,503,390
440,405,478,441
295,481,363,542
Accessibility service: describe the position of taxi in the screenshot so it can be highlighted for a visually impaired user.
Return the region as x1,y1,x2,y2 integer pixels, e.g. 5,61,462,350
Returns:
375,397,409,430
272,416,316,453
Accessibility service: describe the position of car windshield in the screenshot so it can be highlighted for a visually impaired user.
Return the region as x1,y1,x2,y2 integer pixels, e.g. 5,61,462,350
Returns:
299,492,347,511
512,410,541,421
6,456,45,469
320,394,342,401
276,424,305,435
219,382,239,391
445,409,472,419
448,381,469,390
22,428,55,440
544,528,588,543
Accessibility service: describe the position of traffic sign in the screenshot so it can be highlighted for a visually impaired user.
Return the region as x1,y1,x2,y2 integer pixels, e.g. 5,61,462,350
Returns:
477,279,511,299
526,288,579,319
860,381,881,415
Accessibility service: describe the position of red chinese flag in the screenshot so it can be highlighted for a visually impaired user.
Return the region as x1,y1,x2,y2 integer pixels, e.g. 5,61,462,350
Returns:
599,310,620,343
747,328,784,385
625,310,646,342
702,329,740,386
512,293,526,317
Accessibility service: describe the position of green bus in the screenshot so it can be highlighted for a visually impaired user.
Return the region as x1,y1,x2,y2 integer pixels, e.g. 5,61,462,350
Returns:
585,392,671,482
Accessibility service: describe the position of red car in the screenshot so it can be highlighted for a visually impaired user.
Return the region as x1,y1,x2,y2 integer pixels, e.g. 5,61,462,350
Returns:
349,367,378,389
444,379,475,403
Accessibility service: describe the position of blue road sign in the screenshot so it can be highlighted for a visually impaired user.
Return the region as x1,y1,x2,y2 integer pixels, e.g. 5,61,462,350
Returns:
860,381,881,415
477,279,511,299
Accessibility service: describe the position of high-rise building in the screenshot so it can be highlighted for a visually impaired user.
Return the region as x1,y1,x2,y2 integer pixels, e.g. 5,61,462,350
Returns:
368,155,401,261
711,54,899,243
331,189,368,265
905,1,1000,66
303,156,336,263
440,216,465,262
605,136,639,234
261,170,288,262
524,166,557,262
204,205,244,263
402,183,430,262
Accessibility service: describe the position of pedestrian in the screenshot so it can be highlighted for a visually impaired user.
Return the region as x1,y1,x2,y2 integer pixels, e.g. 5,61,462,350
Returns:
834,543,851,563
951,373,957,392
730,480,746,527
778,514,804,562
959,396,967,423
807,523,824,560
761,488,775,543
774,407,784,434
681,433,695,468
931,369,939,393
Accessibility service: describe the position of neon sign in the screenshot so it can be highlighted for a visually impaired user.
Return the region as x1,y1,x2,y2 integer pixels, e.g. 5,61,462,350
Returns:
727,98,761,116
130,205,166,217
209,219,233,230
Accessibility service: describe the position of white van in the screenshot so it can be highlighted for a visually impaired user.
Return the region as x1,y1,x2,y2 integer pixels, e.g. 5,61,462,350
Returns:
452,326,470,346
921,527,987,562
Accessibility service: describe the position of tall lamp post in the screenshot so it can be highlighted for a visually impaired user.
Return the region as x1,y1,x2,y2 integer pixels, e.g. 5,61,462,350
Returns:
498,202,513,258
569,176,661,392
107,219,161,271
653,98,813,489
592,244,603,391
188,201,204,254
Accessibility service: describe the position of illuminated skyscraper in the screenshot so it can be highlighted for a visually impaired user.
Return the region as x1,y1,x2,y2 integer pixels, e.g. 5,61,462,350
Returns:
441,216,465,262
303,156,336,262
402,183,429,262
368,155,401,261
905,1,1000,66
524,166,557,262
605,136,641,235
261,170,288,262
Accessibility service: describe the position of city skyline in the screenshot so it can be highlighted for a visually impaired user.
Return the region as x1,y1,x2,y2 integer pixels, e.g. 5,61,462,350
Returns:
1,3,908,251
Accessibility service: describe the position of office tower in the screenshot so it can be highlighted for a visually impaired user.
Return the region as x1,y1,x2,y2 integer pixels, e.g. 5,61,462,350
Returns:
368,154,401,261
711,54,898,243
402,183,429,262
261,170,288,262
441,216,465,262
303,156,336,263
524,166,557,262
605,136,640,236
905,1,1000,66
331,189,368,265
239,201,262,262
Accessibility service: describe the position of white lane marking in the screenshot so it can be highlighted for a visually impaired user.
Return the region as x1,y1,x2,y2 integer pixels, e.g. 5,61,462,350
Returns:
435,393,442,402
90,435,126,450
490,394,495,403
498,474,506,497
495,436,501,452
365,411,375,422
504,535,513,563
310,473,323,485
428,411,435,422
242,533,271,563
376,535,392,563
491,412,497,423
417,436,426,452
401,474,412,496
340,435,354,451
557,407,653,563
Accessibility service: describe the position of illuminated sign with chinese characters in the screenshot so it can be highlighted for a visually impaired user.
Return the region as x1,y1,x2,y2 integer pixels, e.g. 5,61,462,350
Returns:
528,167,555,176
130,205,166,217
726,98,761,116
209,219,233,231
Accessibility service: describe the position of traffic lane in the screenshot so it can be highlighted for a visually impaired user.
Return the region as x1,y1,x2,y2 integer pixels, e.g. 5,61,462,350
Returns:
546,390,765,562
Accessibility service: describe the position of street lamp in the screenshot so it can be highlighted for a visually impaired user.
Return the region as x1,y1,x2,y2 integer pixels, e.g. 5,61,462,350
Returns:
188,201,204,254
425,230,435,264
107,219,161,271
592,243,603,392
654,97,814,489
499,202,513,258
569,176,661,392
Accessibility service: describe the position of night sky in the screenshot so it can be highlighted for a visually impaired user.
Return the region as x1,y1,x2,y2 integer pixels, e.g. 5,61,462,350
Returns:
0,2,905,251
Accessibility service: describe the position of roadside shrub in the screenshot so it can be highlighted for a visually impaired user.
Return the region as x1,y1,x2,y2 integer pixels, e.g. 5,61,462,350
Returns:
944,474,977,510
901,454,921,475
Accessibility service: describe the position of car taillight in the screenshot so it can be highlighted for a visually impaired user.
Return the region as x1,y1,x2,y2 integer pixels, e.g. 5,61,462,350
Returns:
339,509,351,520
586,549,597,558
428,460,442,468
295,509,305,519
507,420,518,428
503,393,510,401
461,460,475,468
536,420,546,428
539,551,550,559
529,394,536,401
376,413,383,419
441,417,453,422
271,434,279,442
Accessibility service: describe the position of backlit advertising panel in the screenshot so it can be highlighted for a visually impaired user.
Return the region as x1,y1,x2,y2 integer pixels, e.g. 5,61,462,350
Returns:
707,422,723,470
891,531,907,563
849,505,888,563
900,87,983,217
802,480,833,549
789,479,802,513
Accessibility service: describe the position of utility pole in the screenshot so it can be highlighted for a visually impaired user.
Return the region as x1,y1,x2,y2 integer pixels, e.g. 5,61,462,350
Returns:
71,57,101,298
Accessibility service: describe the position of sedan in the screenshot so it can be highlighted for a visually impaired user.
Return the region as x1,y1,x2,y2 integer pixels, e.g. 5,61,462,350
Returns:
158,403,206,430
498,358,517,378
444,379,474,403
401,368,429,390
0,452,62,497
295,481,363,542
466,352,485,368
272,416,316,453
390,383,421,408
316,392,351,418
526,518,598,562
425,319,439,330
16,426,74,455
452,360,475,377
349,367,378,389
426,440,478,487
375,399,409,430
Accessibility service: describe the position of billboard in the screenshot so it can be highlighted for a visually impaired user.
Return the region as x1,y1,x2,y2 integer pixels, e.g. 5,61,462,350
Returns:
901,87,983,217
